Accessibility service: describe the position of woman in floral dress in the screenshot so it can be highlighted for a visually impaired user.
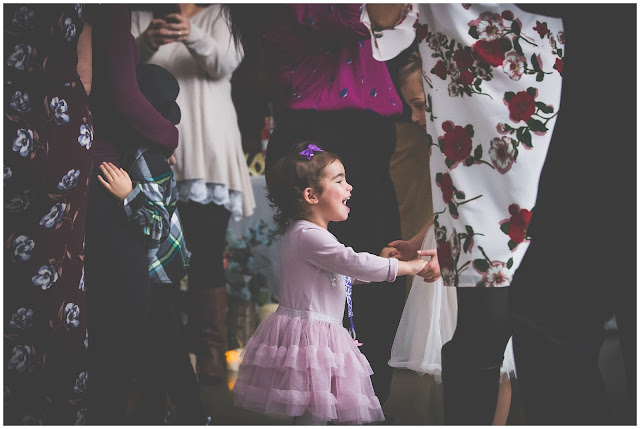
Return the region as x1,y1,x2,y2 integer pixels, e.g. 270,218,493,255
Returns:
362,3,564,425
4,4,93,424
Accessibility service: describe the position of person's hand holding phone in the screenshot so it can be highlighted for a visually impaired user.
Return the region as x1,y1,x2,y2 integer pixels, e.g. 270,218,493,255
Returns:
142,18,176,50
142,11,191,50
162,13,191,42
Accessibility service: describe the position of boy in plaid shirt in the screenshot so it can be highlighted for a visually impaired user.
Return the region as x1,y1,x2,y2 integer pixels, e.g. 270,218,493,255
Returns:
99,149,189,285
97,64,206,424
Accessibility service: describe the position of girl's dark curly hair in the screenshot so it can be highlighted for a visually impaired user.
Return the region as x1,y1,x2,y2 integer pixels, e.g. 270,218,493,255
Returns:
266,142,341,237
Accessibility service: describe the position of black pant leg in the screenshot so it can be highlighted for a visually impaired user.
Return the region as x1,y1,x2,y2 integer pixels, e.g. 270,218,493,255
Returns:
85,169,152,425
441,287,512,425
511,315,610,425
511,241,612,425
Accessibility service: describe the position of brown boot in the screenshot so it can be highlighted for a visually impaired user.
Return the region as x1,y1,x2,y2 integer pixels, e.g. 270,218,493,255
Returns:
189,287,228,385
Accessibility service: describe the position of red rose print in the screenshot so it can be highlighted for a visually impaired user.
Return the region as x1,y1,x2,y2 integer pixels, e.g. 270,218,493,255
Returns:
533,21,549,37
472,40,505,67
439,173,454,203
501,10,514,21
554,57,564,74
459,70,474,86
443,126,473,162
414,22,429,43
437,241,454,270
507,205,532,243
507,91,536,123
432,60,448,80
453,49,474,69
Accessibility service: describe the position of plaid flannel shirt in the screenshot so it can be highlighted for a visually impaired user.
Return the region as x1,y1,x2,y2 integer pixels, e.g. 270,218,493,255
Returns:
123,147,190,285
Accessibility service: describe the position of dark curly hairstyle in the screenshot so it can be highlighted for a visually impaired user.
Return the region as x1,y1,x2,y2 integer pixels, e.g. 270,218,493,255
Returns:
266,142,341,236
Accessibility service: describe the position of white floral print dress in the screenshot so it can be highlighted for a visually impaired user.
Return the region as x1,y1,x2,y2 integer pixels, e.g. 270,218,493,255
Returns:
363,3,564,287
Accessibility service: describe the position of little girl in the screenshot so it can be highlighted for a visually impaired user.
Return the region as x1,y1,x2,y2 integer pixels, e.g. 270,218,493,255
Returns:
232,143,433,425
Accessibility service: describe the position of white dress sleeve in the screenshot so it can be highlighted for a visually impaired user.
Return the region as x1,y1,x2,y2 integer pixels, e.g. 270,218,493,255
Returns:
296,225,398,283
360,3,420,61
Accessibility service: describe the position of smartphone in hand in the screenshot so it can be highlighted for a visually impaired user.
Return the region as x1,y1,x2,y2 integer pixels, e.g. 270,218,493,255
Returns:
152,4,178,19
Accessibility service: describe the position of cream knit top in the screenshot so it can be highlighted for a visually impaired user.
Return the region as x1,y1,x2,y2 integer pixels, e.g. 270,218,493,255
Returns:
131,5,255,219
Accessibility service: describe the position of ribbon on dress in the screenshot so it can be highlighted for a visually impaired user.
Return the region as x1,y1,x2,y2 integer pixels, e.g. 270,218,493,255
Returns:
344,276,362,346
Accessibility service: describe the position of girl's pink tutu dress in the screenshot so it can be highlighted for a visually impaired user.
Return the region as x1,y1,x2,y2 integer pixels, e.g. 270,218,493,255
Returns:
233,220,399,424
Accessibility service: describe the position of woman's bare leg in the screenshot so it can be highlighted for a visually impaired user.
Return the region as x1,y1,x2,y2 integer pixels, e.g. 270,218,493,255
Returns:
492,379,512,425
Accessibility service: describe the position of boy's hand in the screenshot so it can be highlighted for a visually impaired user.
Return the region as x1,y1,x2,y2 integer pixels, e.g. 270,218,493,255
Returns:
380,247,398,258
387,239,419,261
98,162,133,202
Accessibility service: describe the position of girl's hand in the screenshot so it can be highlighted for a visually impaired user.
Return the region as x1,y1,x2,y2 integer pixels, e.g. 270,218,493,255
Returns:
407,257,429,276
97,162,133,202
417,249,441,283
387,239,419,261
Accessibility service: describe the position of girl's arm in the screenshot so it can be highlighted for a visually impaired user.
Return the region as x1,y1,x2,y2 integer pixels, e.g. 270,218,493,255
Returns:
397,257,430,277
298,226,428,283
298,226,397,283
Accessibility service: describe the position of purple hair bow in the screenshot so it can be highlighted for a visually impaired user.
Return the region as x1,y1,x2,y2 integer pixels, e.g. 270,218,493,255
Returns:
299,144,324,160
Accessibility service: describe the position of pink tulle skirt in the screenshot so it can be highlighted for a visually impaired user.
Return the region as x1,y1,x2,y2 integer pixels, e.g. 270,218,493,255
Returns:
232,306,385,424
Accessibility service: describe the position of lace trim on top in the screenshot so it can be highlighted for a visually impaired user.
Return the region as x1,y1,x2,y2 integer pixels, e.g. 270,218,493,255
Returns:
276,305,341,325
176,179,244,221
327,272,345,288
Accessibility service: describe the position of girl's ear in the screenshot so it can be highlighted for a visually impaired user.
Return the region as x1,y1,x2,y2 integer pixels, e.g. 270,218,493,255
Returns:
303,187,319,205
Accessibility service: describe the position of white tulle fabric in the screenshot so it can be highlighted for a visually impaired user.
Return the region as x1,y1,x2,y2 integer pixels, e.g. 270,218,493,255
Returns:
233,307,385,424
389,226,517,383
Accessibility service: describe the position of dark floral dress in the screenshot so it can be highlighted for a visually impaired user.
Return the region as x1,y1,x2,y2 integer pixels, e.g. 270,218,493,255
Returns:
4,4,93,424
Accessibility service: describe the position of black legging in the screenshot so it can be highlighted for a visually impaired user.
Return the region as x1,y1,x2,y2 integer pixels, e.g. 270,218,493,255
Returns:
177,200,232,290
266,109,405,405
441,287,511,425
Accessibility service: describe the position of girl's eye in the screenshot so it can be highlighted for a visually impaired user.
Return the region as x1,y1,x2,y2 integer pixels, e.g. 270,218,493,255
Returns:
337,181,343,184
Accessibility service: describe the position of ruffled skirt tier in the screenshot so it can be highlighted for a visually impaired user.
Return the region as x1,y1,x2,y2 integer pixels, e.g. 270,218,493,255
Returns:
233,307,385,424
